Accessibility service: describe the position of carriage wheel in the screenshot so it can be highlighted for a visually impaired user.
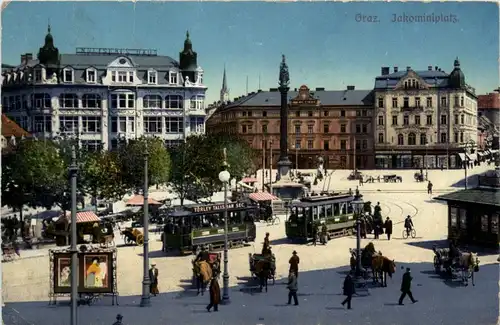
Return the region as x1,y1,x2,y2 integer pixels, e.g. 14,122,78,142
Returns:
136,234,144,246
433,256,441,273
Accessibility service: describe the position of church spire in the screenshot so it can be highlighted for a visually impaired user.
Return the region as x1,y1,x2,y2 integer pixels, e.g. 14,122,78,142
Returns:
220,65,229,104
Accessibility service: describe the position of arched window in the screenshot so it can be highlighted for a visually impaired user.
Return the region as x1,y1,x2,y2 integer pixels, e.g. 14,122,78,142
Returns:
420,133,427,145
190,95,205,110
82,94,101,108
143,95,162,109
59,93,78,108
397,134,404,145
378,132,384,144
165,95,183,109
408,133,416,145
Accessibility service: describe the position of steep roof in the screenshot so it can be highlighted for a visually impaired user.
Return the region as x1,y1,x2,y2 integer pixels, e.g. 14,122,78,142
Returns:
374,70,450,89
222,89,374,110
1,114,30,138
434,187,500,207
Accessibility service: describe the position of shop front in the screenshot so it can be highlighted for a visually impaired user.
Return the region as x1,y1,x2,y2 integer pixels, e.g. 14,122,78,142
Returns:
375,149,461,169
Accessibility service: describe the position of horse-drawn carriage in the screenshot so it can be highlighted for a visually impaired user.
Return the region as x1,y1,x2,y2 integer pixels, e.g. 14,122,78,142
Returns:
191,252,221,295
383,174,402,183
121,228,144,246
347,170,363,181
432,245,479,286
349,242,396,287
249,253,276,291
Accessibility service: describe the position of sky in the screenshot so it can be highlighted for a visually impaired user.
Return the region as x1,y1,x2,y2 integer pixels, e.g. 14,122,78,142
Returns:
2,2,498,104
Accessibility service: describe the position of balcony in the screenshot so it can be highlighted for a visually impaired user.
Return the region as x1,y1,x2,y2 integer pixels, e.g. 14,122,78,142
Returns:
400,105,424,113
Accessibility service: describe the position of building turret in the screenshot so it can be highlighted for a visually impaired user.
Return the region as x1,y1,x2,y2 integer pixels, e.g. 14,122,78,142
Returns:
448,57,466,89
37,23,59,66
179,31,198,84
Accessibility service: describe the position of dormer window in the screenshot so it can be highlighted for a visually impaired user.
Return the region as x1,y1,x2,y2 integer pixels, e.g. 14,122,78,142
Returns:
86,69,97,83
117,72,127,83
63,68,74,83
34,69,42,82
169,71,178,85
148,70,157,85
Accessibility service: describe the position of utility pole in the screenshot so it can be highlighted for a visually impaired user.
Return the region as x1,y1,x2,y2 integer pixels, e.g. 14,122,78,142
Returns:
262,139,266,191
69,146,78,325
140,143,151,307
269,139,273,186
353,135,357,171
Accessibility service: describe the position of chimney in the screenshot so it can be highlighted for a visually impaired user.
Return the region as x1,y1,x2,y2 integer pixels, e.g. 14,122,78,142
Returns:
20,54,26,65
394,67,398,73
406,66,411,71
435,66,438,71
428,66,432,71
381,67,390,76
347,86,355,91
25,53,33,62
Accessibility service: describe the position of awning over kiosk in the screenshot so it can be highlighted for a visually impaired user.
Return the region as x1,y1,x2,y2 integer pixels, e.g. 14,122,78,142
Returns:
458,153,467,161
249,192,278,202
467,153,477,161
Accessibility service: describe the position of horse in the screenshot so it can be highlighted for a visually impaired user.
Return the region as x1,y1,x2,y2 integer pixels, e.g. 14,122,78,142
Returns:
371,255,396,287
192,260,212,295
255,259,273,292
455,252,479,286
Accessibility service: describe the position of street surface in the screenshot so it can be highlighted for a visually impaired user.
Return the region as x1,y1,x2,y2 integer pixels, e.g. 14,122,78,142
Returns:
2,166,499,325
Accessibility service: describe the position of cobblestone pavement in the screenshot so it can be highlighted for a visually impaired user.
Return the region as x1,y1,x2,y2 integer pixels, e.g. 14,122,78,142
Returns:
3,167,498,325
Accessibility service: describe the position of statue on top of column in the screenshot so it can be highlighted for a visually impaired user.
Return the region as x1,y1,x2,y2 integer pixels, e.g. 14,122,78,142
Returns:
279,54,289,88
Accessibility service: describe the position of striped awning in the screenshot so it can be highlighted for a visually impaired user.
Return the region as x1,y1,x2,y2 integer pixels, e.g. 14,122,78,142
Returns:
126,194,162,206
248,192,278,202
58,211,101,224
241,177,258,183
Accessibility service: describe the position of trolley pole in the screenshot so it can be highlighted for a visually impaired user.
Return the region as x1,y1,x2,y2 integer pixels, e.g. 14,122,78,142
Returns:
262,140,266,192
219,148,231,304
69,146,78,325
140,144,151,307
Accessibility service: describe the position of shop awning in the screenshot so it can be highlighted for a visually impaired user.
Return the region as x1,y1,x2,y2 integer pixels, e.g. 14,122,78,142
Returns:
126,195,162,206
249,192,278,202
58,211,101,224
458,153,467,161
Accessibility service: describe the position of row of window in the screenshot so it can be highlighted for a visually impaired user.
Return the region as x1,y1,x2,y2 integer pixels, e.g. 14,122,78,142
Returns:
241,109,370,118
378,114,471,127
377,96,464,109
292,139,369,151
3,94,204,110
378,131,467,145
246,123,370,134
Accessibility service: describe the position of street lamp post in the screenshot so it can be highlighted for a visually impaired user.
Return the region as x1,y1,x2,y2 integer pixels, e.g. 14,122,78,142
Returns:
269,140,273,185
69,146,78,325
218,148,231,304
351,196,366,291
425,143,429,181
140,145,151,307
463,140,475,190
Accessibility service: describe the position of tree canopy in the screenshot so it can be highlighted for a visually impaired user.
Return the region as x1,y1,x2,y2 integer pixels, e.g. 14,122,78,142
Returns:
118,136,171,192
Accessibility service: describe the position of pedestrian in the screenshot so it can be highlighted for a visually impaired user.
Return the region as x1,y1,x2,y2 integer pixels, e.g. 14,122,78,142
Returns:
427,181,433,195
112,314,123,325
398,268,417,305
312,224,318,246
289,250,300,278
287,271,299,305
384,217,393,240
149,264,159,296
355,186,360,198
359,177,363,186
206,277,221,312
341,273,355,309
360,218,367,239
161,232,166,252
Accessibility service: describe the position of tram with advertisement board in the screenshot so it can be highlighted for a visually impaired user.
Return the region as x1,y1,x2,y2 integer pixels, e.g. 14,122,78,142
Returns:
163,201,259,254
285,194,371,242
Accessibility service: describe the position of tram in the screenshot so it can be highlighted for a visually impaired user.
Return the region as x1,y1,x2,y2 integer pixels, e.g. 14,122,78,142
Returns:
163,201,258,254
285,194,370,242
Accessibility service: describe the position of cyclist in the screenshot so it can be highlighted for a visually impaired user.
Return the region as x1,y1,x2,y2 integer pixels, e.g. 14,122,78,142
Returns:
404,215,414,237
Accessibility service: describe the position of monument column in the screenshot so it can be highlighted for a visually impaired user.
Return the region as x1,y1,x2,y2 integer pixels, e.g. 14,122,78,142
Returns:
277,55,293,181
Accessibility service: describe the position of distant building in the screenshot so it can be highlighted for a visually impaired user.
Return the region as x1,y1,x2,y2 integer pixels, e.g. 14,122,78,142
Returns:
207,85,375,169
478,90,500,151
1,113,30,149
374,59,478,169
1,26,207,151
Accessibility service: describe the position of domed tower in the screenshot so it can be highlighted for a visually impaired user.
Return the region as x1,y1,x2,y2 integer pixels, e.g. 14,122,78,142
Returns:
448,57,466,89
179,31,198,84
37,23,60,66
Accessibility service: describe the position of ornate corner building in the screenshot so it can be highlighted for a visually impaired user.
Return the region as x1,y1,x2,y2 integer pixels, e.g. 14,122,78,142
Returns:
1,26,207,150
207,84,375,170
374,59,478,169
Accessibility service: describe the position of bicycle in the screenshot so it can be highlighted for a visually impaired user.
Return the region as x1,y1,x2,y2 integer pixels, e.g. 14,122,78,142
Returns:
78,293,101,306
266,215,280,226
402,228,416,239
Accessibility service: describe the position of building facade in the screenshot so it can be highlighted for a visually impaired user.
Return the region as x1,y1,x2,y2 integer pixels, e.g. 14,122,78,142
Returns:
374,59,478,169
207,84,375,169
1,27,207,151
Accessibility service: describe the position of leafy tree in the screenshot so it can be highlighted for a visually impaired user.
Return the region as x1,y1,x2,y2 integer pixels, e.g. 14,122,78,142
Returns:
80,149,128,202
1,139,66,217
119,136,171,193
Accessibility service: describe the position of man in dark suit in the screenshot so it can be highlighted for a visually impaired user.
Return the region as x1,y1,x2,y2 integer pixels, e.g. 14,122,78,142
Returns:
399,268,417,305
341,274,355,309
384,217,393,240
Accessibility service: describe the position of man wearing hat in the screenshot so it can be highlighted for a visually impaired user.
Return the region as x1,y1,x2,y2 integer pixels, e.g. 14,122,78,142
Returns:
112,314,123,325
398,267,417,305
289,251,300,278
195,245,210,263
262,232,270,254
149,263,159,296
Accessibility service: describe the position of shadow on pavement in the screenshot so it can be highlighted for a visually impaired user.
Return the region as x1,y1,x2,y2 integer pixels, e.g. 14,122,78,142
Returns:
4,262,499,325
